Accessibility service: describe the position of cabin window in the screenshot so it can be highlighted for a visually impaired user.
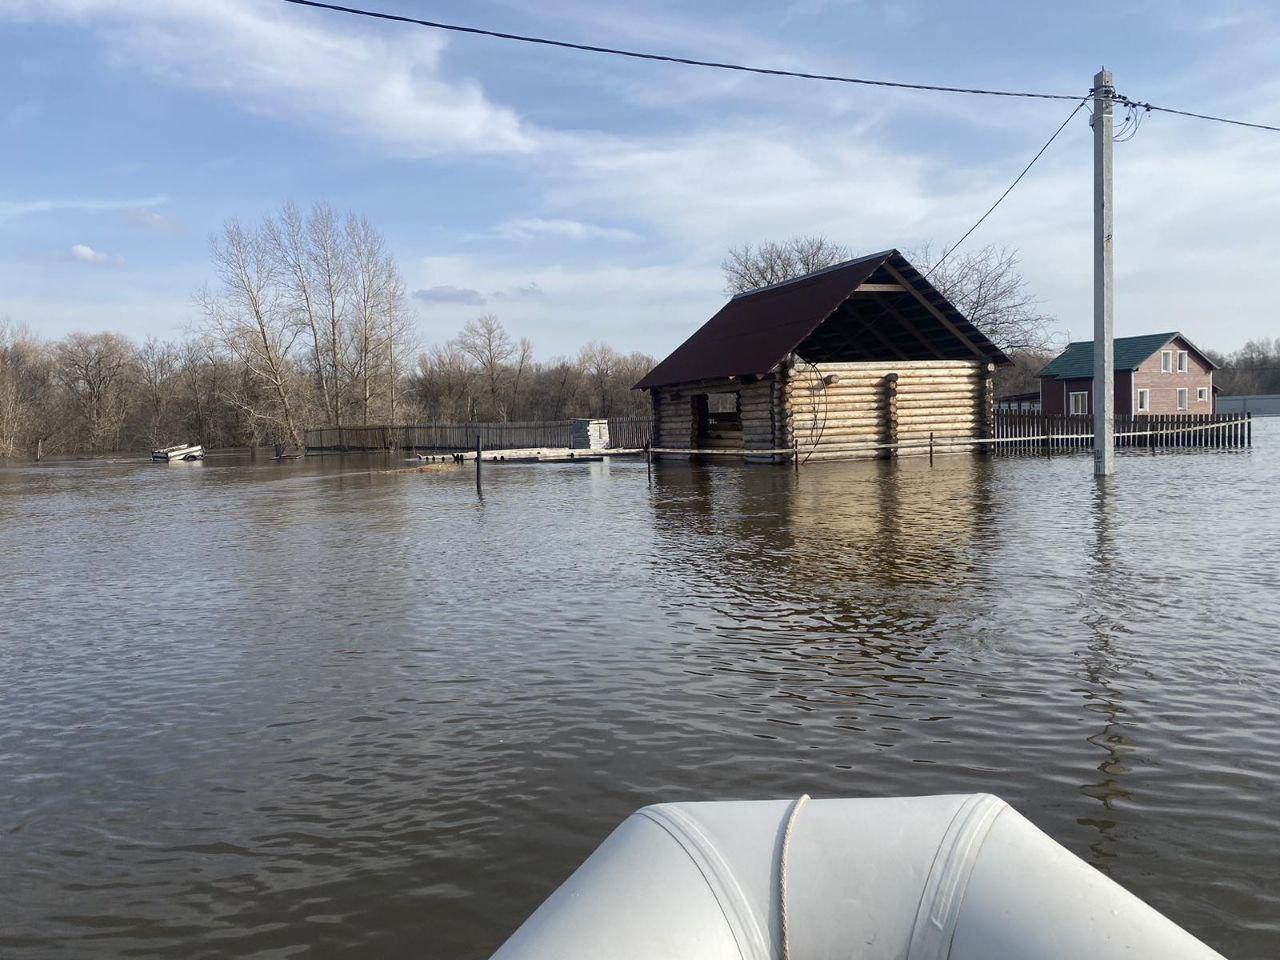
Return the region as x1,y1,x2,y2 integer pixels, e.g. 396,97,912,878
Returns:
1177,350,1189,373
1161,350,1172,373
1137,388,1150,412
1069,391,1088,415
706,392,738,414
1197,386,1209,402
1177,388,1189,410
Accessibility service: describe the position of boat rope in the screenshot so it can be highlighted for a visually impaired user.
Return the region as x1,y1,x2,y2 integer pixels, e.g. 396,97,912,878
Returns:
778,794,809,960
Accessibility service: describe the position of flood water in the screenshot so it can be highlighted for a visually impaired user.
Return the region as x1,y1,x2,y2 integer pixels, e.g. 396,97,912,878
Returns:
2,427,1278,959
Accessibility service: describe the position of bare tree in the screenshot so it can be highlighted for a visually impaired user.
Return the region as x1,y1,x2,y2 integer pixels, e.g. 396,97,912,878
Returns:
54,331,136,451
913,242,1054,354
345,213,404,424
414,341,476,421
136,336,179,446
307,203,352,426
577,340,620,417
201,217,306,448
0,319,52,457
1209,337,1280,395
456,314,515,420
509,336,534,420
540,357,581,421
267,201,336,424
721,236,851,294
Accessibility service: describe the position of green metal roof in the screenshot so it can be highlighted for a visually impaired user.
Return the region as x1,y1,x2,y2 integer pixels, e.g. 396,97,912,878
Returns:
1038,332,1179,380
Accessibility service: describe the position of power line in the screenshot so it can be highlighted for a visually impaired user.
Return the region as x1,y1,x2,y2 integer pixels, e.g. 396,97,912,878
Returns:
925,97,1089,278
279,0,1083,102
1116,97,1280,134
281,1,1280,134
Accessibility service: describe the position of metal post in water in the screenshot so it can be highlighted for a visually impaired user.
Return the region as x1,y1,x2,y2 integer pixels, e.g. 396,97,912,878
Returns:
645,441,652,484
793,437,800,473
475,433,482,491
929,432,934,466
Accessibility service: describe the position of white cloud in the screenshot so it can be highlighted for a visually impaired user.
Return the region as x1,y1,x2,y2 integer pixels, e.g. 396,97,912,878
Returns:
544,123,938,258
412,285,486,306
70,243,124,266
491,218,640,242
122,207,182,231
0,194,167,223
409,254,716,356
2,0,535,157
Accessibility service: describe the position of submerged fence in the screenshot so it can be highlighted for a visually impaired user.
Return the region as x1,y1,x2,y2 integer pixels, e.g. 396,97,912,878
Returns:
305,417,656,453
304,413,1246,458
606,416,654,450
305,421,572,452
989,412,1251,452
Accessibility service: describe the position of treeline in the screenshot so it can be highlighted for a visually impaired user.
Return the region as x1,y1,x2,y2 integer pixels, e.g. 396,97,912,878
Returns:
0,202,654,459
414,314,653,424
1207,338,1280,396
0,317,655,458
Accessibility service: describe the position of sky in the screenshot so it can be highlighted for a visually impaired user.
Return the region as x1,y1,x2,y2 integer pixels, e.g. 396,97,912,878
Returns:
2,0,1278,360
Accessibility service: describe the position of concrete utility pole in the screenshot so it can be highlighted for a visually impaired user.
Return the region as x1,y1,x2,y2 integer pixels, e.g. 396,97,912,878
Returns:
1092,68,1115,476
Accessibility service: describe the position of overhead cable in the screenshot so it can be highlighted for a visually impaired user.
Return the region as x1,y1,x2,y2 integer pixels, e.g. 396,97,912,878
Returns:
925,97,1089,278
279,0,1084,101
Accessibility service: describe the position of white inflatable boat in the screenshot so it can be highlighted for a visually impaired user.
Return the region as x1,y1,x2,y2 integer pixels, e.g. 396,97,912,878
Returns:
492,794,1225,960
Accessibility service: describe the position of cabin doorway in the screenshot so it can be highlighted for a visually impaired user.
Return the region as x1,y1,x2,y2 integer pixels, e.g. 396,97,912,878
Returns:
693,391,742,452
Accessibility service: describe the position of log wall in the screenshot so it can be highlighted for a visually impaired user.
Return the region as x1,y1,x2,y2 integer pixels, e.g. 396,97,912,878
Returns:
646,360,992,463
650,375,787,461
787,360,992,461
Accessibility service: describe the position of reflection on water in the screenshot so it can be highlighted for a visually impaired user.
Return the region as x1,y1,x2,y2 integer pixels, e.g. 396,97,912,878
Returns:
1076,481,1132,865
2,433,1279,958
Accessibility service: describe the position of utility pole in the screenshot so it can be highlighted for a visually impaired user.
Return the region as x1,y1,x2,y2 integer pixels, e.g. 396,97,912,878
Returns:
1092,68,1115,476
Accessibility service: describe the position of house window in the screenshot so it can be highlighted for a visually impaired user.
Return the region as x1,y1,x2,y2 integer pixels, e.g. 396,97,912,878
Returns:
1197,386,1208,402
1177,350,1189,373
1137,388,1150,412
1069,391,1088,415
1177,388,1189,410
1161,350,1172,372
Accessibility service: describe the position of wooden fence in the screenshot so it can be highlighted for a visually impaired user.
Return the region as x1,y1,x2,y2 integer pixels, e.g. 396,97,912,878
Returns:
305,417,656,452
990,412,1251,452
607,416,654,450
305,421,574,452
304,413,1245,457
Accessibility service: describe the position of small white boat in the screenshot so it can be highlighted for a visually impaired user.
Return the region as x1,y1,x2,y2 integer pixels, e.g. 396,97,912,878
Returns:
151,443,204,462
492,794,1225,959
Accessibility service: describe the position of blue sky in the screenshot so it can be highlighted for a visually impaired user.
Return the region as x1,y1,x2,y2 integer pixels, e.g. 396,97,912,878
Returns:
2,0,1278,358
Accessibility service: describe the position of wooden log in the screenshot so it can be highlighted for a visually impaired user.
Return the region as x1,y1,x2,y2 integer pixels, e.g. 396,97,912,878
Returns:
897,411,982,423
791,371,983,384
810,360,981,372
794,415,886,428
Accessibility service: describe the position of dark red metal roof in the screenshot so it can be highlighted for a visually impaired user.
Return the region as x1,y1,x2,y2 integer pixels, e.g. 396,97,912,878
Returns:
635,249,1007,390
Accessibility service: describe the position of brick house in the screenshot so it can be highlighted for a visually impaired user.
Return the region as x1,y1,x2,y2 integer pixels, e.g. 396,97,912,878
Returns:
1038,332,1216,416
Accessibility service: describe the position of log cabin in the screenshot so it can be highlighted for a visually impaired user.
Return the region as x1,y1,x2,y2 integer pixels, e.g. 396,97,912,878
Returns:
635,249,1011,463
